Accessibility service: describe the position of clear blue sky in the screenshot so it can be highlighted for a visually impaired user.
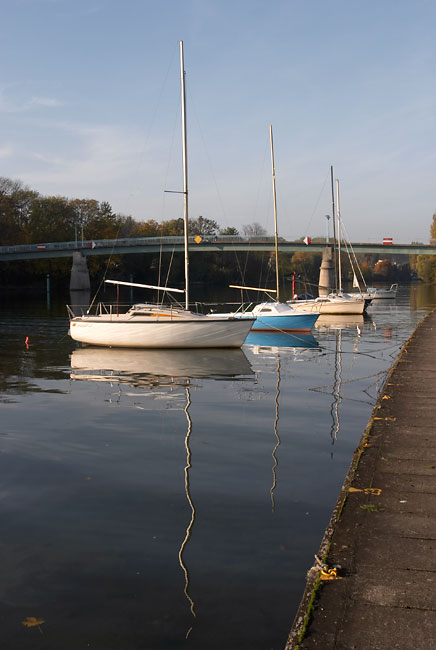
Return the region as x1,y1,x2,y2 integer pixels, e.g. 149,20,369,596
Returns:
1,0,435,243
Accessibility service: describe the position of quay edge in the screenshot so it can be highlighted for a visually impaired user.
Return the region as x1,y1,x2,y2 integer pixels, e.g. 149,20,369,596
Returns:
284,307,436,650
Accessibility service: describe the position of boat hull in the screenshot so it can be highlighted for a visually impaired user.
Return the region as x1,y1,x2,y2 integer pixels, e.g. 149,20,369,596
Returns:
288,299,365,315
249,312,318,331
366,288,397,299
213,312,318,331
69,317,254,349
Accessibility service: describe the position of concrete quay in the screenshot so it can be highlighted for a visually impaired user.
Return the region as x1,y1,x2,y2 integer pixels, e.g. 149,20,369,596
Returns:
286,308,436,650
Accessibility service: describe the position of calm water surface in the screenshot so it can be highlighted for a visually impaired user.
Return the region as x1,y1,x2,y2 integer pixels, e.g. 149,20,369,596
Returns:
1,284,435,649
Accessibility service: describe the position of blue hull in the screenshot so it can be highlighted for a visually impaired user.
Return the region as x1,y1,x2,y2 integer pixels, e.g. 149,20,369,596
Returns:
249,313,318,331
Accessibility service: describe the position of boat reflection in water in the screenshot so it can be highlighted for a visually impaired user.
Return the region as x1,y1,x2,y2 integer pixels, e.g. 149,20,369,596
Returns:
70,345,253,635
70,346,254,385
244,330,319,350
314,314,364,332
312,321,364,447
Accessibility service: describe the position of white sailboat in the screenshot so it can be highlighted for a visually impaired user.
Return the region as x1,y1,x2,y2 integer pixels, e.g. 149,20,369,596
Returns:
289,295,366,315
68,41,254,349
324,179,366,313
364,283,398,300
288,175,366,316
329,178,375,309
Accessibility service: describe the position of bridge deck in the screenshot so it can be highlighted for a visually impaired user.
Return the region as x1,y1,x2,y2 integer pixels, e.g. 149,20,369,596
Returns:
1,236,434,261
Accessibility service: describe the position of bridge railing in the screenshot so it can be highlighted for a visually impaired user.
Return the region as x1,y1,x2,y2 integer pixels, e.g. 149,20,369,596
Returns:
0,234,281,255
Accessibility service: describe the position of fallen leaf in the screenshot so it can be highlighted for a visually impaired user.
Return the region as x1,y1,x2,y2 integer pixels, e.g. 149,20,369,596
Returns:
22,617,44,628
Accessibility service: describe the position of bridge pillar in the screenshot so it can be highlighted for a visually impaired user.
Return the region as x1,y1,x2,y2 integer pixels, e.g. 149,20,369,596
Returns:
70,251,90,292
318,246,334,296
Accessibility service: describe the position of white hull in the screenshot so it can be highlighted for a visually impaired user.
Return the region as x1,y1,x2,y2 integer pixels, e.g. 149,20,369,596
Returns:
208,301,318,331
69,313,253,349
365,284,398,300
288,297,365,315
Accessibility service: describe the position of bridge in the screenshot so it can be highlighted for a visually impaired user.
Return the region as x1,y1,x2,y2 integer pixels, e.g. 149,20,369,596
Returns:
0,236,434,261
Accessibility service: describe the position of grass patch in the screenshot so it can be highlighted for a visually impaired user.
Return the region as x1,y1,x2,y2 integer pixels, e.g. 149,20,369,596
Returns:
295,577,322,649
360,503,384,512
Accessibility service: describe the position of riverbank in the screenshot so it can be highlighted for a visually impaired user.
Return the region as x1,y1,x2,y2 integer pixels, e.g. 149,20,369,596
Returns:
286,307,436,650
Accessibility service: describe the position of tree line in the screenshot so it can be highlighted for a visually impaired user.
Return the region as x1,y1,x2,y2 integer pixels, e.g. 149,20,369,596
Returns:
411,211,436,283
0,176,422,293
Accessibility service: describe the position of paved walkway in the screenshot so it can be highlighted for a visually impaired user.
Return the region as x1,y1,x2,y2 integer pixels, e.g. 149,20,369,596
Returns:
286,308,436,650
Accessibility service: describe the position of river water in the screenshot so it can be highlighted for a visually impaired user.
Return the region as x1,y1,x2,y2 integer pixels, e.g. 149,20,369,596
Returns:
1,284,435,650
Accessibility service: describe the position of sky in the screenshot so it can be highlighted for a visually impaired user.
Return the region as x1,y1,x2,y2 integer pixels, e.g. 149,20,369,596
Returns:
1,0,435,244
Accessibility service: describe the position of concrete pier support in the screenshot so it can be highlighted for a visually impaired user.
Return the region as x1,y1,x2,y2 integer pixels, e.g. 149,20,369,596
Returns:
318,246,335,296
70,251,90,292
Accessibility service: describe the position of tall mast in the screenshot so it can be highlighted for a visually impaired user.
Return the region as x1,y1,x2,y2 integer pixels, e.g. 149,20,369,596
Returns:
270,125,280,301
179,40,189,310
336,178,342,294
331,165,338,293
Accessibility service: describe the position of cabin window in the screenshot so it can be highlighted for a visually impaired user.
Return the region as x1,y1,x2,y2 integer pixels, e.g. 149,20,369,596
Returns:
260,308,272,313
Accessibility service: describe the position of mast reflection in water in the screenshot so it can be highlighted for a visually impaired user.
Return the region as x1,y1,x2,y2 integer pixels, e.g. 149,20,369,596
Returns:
243,329,321,512
71,345,254,639
179,386,195,637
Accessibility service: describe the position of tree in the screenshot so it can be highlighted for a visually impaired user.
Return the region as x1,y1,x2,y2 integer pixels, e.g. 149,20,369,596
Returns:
243,222,267,238
0,177,39,245
189,215,219,237
127,219,161,238
373,259,395,280
406,213,436,283
416,256,436,283
160,218,185,236
69,199,101,242
118,215,138,238
288,251,322,291
430,210,436,244
82,201,119,241
219,226,239,236
28,196,76,243
414,212,436,282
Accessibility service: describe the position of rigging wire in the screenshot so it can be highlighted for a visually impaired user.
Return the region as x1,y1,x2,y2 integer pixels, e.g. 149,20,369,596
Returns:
340,219,368,290
253,135,271,227
85,46,181,313
86,217,125,313
126,42,179,212
186,86,247,283
156,91,184,302
303,169,330,235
